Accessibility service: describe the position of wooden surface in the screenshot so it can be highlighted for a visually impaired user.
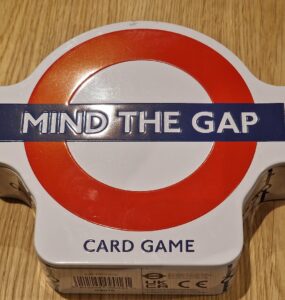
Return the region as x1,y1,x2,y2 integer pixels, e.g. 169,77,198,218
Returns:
0,0,284,299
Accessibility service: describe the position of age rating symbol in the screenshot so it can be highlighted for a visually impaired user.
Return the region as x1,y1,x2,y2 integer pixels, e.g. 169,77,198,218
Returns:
21,28,258,231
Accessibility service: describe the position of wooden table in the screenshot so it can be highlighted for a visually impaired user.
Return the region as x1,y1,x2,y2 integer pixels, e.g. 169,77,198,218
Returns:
0,0,284,299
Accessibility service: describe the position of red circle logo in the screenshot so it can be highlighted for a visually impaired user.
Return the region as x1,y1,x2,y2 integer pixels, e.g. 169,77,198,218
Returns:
25,29,255,231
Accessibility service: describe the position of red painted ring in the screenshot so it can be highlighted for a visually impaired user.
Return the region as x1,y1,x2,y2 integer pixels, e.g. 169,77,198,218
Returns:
25,29,255,230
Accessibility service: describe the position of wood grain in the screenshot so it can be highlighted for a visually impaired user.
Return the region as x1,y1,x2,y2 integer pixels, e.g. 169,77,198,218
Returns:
0,0,284,299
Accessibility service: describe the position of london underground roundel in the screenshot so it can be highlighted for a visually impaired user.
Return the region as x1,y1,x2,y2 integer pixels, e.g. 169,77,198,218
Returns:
23,28,256,231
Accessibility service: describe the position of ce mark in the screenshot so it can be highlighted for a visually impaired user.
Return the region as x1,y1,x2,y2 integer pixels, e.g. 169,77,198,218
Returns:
178,280,208,289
